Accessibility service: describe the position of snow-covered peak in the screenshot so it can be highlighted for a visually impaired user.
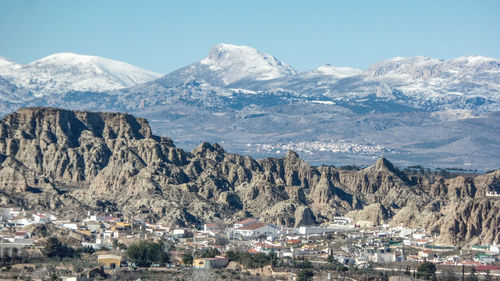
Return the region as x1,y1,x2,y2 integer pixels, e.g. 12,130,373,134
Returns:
365,56,442,78
6,52,162,96
305,64,362,78
365,55,500,80
449,55,499,65
0,57,21,76
443,55,500,72
199,43,296,84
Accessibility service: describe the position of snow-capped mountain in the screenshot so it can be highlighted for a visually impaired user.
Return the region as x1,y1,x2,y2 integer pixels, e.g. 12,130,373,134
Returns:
156,43,296,87
2,53,162,97
353,55,500,107
0,57,22,77
302,64,362,79
1,43,500,169
114,44,500,115
365,55,500,80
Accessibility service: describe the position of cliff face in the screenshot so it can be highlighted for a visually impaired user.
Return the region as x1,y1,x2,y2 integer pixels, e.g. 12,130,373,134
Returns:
0,107,499,245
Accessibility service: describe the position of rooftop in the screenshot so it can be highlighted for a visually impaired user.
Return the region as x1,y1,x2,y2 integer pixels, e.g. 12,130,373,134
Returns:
235,222,270,231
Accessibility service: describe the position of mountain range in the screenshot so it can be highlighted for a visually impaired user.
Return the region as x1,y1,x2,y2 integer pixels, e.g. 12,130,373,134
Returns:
1,44,500,169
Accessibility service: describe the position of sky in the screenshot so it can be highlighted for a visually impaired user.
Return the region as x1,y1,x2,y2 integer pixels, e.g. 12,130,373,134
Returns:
0,0,499,74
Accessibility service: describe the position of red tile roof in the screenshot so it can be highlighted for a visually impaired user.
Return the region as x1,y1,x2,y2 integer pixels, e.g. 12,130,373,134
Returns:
476,265,500,271
235,218,258,225
236,222,270,230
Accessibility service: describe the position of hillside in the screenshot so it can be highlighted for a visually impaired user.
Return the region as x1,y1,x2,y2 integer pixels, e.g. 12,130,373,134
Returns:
0,107,498,245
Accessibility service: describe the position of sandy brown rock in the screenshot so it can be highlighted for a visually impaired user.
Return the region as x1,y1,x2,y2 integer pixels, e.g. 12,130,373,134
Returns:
0,107,499,245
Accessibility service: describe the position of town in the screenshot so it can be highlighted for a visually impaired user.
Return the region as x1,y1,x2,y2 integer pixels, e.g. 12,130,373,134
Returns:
1,207,499,280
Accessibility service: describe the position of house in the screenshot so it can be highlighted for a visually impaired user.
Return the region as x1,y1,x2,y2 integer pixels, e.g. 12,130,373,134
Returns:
418,249,433,259
97,254,122,269
103,230,114,240
193,257,228,269
14,231,30,239
203,223,224,236
298,226,338,235
415,238,433,246
489,244,500,253
233,222,280,238
333,217,353,225
172,228,187,238
369,252,403,263
8,217,32,227
86,222,103,232
33,214,50,224
62,223,78,230
87,214,113,222
1,208,21,220
233,218,259,229
413,233,426,240
61,277,92,281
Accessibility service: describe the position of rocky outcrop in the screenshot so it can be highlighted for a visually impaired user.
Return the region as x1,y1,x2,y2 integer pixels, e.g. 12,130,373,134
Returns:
0,107,499,245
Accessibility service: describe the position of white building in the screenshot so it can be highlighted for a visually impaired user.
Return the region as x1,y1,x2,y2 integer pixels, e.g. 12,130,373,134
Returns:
8,217,32,227
233,222,280,238
62,223,78,230
172,228,187,238
298,226,339,235
233,218,259,229
489,244,500,253
33,214,50,224
332,217,353,226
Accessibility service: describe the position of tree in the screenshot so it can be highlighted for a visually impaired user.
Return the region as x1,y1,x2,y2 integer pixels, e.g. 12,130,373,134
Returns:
297,269,314,281
215,236,229,249
112,239,119,250
42,237,75,259
127,241,169,267
183,252,194,265
466,267,478,281
417,261,436,280
199,248,221,258
327,255,334,263
49,271,59,281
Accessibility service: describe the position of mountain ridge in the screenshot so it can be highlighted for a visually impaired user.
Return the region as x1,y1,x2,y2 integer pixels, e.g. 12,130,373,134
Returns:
0,52,162,97
0,107,498,245
1,44,500,170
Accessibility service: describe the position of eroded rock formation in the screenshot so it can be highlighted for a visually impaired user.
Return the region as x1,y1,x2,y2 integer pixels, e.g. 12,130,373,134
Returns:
0,107,499,245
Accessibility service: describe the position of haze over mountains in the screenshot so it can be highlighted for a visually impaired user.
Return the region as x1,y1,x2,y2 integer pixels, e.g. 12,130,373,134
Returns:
1,43,500,169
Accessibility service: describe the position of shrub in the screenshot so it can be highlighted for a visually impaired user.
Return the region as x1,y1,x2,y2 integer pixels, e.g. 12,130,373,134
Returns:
417,261,436,280
297,269,314,281
127,240,169,267
42,237,76,259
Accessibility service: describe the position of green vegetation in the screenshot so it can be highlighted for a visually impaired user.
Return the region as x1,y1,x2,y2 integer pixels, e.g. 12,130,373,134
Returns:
112,239,127,250
127,240,169,267
182,252,194,265
42,237,76,259
417,261,436,280
226,250,276,269
197,247,221,258
297,269,314,281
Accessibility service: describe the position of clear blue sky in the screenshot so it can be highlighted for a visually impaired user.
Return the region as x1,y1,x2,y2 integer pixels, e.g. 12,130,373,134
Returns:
1,0,499,74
